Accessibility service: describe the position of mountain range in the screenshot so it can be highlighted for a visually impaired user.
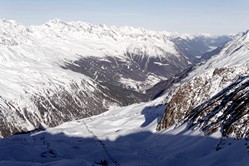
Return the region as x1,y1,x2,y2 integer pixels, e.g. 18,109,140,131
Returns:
0,19,248,165
0,19,231,137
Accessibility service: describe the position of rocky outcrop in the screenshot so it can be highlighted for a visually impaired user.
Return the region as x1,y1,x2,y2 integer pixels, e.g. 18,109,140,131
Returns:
157,75,249,139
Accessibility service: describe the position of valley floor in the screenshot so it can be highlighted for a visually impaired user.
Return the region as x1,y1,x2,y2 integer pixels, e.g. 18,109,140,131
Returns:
0,97,248,166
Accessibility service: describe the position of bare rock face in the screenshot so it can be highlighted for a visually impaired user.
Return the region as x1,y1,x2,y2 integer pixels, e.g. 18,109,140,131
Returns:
157,66,249,139
187,77,249,138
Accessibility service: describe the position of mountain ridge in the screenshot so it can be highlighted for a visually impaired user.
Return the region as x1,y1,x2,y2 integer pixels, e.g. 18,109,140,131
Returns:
157,30,249,139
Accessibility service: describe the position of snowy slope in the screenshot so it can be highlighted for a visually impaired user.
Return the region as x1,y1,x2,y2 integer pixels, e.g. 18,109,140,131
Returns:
0,97,247,166
158,30,249,138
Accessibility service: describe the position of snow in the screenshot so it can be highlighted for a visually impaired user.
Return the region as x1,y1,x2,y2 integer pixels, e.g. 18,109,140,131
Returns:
0,19,246,165
30,18,182,59
153,61,169,66
119,74,163,92
0,18,182,107
0,95,247,166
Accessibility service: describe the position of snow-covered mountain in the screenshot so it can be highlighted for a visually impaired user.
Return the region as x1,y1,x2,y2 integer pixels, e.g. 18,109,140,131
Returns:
0,19,247,165
0,19,231,137
32,19,231,92
57,20,231,92
157,30,249,139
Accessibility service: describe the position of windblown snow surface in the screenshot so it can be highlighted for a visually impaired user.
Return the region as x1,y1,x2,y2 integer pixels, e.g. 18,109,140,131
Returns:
0,95,248,166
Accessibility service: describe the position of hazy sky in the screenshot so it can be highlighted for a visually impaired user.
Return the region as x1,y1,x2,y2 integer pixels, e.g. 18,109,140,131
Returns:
1,0,249,34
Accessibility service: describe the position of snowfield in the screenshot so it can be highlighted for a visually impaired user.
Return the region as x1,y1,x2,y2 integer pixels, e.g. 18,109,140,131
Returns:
0,96,248,166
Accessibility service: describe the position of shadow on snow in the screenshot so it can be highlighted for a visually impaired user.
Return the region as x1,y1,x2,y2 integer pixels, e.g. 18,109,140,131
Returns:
0,128,248,166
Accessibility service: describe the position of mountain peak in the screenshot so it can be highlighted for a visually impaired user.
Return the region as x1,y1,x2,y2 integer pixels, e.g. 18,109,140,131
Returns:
241,29,249,41
0,19,20,27
44,19,69,27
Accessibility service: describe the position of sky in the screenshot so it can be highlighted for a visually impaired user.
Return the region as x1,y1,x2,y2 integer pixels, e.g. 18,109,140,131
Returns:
0,0,249,34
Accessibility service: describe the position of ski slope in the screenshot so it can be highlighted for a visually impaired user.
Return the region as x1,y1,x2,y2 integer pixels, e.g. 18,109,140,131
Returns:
0,96,247,166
